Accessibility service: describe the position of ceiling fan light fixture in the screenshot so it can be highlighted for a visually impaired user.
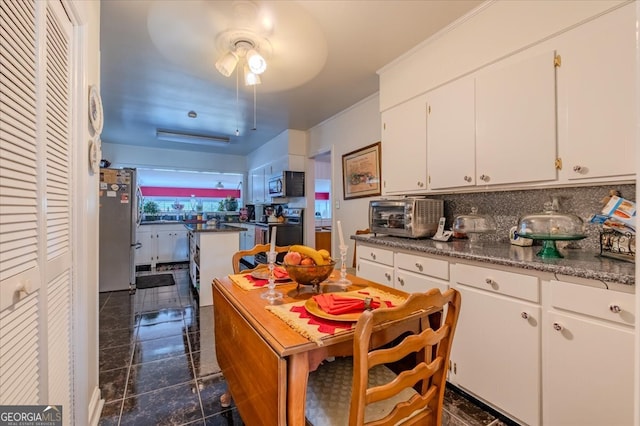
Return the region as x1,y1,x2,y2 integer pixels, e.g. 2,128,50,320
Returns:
246,49,266,74
215,51,239,77
243,65,261,86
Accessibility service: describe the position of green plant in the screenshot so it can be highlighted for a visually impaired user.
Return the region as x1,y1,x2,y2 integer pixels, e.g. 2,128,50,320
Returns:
143,201,160,214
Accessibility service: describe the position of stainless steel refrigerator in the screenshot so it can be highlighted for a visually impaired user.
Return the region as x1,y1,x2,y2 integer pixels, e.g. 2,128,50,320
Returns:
99,168,140,292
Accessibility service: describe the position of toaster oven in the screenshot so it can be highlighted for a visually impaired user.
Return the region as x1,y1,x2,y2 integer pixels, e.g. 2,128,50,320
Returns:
369,198,443,238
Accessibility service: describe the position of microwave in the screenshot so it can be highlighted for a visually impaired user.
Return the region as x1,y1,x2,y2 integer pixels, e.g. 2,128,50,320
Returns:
268,171,305,198
369,198,443,238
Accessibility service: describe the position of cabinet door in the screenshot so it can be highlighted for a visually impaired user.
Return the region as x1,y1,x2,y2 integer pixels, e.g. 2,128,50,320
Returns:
381,94,428,194
544,311,634,426
173,230,189,262
559,4,635,181
356,259,393,287
476,50,557,186
427,76,476,190
157,230,188,263
136,231,156,265
251,166,267,203
156,230,175,263
451,285,541,426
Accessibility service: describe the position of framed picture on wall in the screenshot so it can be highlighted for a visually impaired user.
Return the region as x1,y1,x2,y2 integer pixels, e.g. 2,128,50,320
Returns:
342,142,381,200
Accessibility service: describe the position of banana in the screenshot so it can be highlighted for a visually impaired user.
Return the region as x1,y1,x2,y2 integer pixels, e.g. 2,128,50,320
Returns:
290,245,329,265
318,249,331,260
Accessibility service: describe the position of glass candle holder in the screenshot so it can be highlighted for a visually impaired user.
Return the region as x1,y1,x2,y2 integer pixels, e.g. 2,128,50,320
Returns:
260,251,283,303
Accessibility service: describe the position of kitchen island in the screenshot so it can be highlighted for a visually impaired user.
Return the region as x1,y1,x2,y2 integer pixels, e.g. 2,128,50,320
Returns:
186,223,246,306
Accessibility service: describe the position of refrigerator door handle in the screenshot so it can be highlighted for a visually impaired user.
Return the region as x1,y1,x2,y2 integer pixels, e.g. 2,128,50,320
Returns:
132,242,142,249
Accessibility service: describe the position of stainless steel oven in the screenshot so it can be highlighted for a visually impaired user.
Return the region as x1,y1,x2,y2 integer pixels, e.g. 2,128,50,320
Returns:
254,208,304,265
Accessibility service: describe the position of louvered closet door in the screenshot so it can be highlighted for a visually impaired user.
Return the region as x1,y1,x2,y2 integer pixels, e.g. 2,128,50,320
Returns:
0,0,74,416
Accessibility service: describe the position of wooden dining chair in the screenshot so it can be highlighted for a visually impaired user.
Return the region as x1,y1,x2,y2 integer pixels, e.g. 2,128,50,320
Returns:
305,287,461,426
232,243,291,274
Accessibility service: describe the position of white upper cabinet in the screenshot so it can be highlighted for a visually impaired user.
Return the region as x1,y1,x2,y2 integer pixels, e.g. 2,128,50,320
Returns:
381,94,428,194
427,50,558,191
475,50,558,186
426,76,476,190
557,4,636,182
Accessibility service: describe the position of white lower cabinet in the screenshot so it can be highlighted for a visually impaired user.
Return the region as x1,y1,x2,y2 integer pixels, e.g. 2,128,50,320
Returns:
356,245,451,293
354,242,636,426
135,229,155,266
543,279,635,426
450,262,541,426
356,244,394,287
394,252,449,293
135,224,189,268
157,227,189,263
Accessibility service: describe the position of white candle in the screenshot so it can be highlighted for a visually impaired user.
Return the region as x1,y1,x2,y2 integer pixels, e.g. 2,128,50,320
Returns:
270,226,277,252
337,220,345,248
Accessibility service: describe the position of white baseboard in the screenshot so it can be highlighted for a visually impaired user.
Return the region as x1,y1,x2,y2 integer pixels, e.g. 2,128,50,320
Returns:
87,386,104,426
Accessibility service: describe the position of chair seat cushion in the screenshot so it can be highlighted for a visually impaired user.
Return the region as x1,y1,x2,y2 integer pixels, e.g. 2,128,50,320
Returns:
306,357,420,426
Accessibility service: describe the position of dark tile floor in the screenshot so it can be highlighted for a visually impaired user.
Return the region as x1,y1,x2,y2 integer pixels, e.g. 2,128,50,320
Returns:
98,269,516,426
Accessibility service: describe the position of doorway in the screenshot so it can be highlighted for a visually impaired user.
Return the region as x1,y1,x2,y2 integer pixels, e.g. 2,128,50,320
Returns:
313,151,332,252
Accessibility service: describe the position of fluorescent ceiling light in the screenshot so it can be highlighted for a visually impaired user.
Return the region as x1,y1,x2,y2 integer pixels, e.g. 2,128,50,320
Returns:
156,129,230,146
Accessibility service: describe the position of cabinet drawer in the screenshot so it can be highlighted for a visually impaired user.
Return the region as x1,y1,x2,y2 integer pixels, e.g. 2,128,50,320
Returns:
395,269,448,293
358,245,393,266
550,280,635,326
395,252,448,280
452,263,539,302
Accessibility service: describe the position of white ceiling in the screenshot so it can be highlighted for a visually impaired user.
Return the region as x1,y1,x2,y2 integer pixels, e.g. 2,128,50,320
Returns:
99,0,484,157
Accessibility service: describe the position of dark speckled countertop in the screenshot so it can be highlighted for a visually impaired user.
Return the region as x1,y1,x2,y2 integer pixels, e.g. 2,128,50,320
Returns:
185,223,247,233
352,235,635,286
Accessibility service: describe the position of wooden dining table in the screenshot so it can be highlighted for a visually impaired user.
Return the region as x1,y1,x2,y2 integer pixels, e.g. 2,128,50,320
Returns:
212,272,415,426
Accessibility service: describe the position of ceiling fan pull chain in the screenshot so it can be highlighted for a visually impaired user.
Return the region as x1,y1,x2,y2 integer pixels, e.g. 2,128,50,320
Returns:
252,84,257,131
235,67,240,136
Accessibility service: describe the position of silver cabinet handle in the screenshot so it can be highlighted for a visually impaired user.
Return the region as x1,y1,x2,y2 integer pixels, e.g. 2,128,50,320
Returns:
397,277,405,286
370,252,376,260
384,272,391,281
521,312,529,320
479,174,489,182
485,278,495,285
553,322,563,331
573,165,583,173
464,176,472,182
609,304,622,313
414,262,423,272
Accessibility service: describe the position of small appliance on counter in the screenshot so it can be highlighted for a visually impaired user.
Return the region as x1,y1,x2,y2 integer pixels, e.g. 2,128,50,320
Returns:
509,226,533,246
369,197,443,238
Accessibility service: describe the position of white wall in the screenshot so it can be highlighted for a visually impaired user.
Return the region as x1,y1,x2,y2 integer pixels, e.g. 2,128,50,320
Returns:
307,94,380,261
67,0,102,423
246,129,307,170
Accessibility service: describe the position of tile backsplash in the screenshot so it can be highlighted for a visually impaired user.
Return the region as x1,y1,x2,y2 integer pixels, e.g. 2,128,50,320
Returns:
425,184,635,251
